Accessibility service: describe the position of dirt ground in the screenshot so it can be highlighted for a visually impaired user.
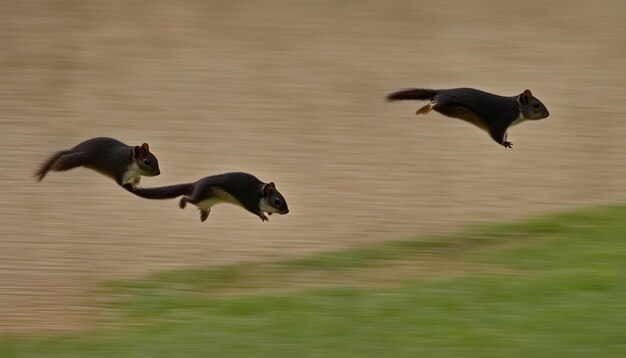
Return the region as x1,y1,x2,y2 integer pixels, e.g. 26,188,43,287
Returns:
1,0,625,333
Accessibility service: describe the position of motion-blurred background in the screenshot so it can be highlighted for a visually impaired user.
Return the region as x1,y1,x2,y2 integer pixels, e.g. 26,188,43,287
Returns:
1,0,625,335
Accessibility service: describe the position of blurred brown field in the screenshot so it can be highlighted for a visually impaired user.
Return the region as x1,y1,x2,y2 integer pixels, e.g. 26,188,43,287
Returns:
0,0,625,332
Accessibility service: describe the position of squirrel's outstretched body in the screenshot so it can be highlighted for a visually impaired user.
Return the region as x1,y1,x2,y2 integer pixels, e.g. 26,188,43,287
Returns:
129,172,289,222
387,88,549,148
36,137,160,188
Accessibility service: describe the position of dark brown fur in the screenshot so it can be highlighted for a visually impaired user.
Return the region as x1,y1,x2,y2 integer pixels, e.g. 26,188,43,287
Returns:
36,137,160,186
387,88,550,148
130,172,289,222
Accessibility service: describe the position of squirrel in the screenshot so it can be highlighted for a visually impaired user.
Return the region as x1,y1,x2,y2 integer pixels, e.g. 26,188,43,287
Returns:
36,137,161,188
127,172,289,222
386,88,549,148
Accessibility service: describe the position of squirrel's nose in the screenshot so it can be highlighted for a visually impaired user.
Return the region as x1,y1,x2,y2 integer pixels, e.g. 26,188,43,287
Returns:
155,170,161,175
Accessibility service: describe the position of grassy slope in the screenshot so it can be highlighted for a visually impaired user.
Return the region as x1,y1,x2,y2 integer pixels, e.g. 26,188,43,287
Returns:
1,205,625,357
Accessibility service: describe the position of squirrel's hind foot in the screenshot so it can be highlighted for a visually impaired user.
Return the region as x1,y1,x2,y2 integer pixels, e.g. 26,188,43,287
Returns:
416,101,436,116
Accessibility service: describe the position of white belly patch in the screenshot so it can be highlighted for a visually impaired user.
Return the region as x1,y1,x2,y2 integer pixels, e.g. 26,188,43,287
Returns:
194,188,242,210
510,114,527,127
122,163,143,186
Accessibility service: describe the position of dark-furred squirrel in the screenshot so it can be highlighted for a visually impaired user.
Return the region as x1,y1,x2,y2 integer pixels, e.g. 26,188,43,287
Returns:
128,172,289,222
36,137,161,188
387,88,549,148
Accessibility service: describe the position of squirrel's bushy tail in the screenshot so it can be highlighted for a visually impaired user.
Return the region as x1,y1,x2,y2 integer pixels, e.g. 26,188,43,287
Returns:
386,88,437,101
128,183,194,200
35,150,71,182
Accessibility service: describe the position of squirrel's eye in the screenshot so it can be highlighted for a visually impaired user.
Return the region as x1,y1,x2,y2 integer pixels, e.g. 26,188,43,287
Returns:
143,159,151,166
273,198,282,206
532,102,540,109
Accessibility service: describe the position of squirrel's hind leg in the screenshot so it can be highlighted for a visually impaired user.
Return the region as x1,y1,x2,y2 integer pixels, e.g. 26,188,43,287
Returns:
200,209,210,222
416,101,437,116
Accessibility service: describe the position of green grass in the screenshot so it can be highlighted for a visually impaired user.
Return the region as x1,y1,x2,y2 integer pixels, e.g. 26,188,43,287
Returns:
2,205,626,357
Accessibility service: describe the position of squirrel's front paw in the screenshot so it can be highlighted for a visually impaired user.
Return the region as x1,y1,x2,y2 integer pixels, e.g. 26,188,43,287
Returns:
260,214,269,222
503,141,513,148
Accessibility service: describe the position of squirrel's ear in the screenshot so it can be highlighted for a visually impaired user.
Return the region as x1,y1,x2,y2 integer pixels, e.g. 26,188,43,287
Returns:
262,183,273,196
518,89,532,105
269,182,276,188
132,145,143,158
141,143,150,151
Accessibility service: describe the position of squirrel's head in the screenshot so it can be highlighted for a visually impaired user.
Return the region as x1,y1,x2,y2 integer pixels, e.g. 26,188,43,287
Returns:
132,142,161,177
259,182,289,216
517,89,549,120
